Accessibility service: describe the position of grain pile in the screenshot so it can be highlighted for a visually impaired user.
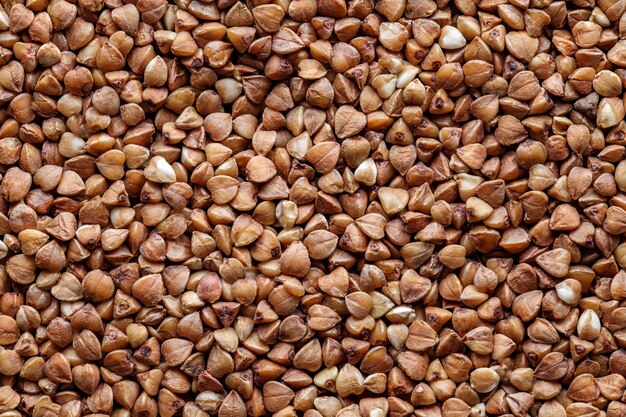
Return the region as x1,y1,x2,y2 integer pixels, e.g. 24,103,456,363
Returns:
2,0,626,416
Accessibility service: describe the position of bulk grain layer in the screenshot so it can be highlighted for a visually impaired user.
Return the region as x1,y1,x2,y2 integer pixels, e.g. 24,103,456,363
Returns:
2,0,626,417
